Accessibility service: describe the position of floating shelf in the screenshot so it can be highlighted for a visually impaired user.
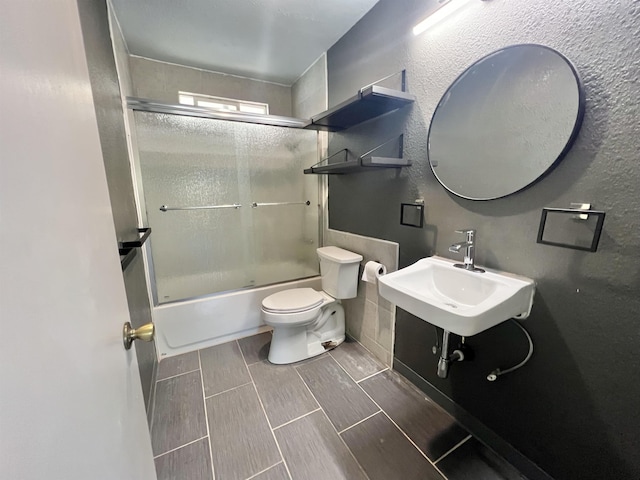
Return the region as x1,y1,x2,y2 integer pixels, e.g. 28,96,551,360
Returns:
305,85,415,132
304,135,410,175
304,156,411,174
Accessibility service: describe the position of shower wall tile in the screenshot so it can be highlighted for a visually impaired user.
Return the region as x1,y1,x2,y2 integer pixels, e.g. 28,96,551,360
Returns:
200,341,250,397
341,412,444,480
330,337,386,382
296,356,378,432
206,384,281,480
275,410,368,480
156,351,200,381
151,370,207,456
249,360,318,428
324,229,398,366
360,370,468,461
154,437,213,480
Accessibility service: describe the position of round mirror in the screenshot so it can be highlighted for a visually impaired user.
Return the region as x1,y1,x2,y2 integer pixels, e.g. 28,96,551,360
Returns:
427,44,585,200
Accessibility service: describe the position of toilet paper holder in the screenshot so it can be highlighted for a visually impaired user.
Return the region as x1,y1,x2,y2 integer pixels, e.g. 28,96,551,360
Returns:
361,260,387,284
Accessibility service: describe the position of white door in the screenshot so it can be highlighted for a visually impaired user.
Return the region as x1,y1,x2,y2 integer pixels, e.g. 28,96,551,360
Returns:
0,1,156,479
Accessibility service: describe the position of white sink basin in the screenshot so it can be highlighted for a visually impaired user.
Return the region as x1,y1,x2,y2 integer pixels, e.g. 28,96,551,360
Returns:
378,256,535,337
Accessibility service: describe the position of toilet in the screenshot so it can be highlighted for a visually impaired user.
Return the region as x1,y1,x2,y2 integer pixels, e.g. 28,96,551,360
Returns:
261,246,363,364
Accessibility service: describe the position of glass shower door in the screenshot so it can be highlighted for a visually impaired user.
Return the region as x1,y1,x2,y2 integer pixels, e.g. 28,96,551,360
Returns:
134,111,319,303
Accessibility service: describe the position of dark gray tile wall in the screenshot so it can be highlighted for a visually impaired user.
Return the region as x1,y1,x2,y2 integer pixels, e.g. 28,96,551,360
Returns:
360,369,468,460
296,356,379,431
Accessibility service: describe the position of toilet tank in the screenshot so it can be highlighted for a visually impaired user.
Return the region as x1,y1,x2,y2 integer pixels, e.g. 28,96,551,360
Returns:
317,246,363,299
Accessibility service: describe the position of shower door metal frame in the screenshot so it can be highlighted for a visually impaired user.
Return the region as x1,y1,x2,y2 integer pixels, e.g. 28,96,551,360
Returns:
125,103,325,306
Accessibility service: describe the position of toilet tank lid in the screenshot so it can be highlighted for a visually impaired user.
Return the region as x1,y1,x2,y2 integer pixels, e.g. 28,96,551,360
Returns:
317,246,363,264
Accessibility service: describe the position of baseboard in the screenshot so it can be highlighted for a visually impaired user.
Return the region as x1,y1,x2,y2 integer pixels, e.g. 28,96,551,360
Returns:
393,358,554,480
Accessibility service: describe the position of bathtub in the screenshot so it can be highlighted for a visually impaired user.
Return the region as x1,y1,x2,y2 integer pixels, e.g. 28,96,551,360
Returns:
153,276,322,359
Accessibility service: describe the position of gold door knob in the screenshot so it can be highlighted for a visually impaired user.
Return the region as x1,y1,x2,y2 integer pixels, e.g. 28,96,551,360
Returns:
123,322,155,350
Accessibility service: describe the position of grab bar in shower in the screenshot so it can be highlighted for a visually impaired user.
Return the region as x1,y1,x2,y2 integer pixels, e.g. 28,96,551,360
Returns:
159,204,242,212
251,201,311,208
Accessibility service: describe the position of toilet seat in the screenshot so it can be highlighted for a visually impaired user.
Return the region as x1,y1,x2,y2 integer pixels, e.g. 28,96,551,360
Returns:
262,288,325,314
262,288,334,327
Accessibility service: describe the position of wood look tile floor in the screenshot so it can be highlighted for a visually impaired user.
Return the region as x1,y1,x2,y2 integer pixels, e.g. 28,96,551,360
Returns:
150,335,526,480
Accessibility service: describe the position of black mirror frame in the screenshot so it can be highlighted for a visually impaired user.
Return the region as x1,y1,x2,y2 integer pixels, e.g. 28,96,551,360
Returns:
426,44,586,201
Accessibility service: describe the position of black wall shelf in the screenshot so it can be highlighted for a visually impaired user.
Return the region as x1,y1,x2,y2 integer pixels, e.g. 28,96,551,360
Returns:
305,85,415,132
304,156,410,174
305,135,409,175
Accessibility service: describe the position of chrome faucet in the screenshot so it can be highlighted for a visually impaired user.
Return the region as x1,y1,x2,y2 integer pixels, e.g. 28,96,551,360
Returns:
449,229,485,273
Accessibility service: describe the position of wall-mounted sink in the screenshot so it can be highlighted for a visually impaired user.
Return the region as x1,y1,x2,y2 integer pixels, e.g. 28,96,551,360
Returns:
378,256,535,337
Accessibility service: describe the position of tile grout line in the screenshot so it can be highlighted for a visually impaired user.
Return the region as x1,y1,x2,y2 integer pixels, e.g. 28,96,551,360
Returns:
294,361,372,480
204,381,253,400
355,367,389,384
243,461,284,480
146,356,158,415
149,371,159,445
155,368,201,383
238,340,294,480
433,434,472,465
198,350,216,480
337,410,382,435
153,435,208,460
345,335,392,371
272,408,322,431
332,357,449,480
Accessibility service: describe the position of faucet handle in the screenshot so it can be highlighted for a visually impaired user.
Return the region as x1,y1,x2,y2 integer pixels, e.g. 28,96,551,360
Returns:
455,229,476,235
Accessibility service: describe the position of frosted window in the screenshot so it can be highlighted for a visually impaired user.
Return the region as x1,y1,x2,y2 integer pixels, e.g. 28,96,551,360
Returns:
135,112,319,303
178,91,269,115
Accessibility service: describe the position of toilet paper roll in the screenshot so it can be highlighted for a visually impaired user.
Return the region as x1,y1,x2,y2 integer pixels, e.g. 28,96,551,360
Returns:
361,261,387,285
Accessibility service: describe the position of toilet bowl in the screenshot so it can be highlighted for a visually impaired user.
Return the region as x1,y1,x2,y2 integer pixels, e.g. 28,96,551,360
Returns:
261,246,363,364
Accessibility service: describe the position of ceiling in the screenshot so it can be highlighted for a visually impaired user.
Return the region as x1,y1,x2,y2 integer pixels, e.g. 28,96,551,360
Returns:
110,0,380,85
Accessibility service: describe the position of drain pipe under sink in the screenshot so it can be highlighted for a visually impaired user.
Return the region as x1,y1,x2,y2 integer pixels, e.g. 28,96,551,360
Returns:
437,330,464,378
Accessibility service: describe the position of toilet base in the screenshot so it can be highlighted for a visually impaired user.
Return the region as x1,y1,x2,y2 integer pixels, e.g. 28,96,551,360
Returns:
267,303,345,365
